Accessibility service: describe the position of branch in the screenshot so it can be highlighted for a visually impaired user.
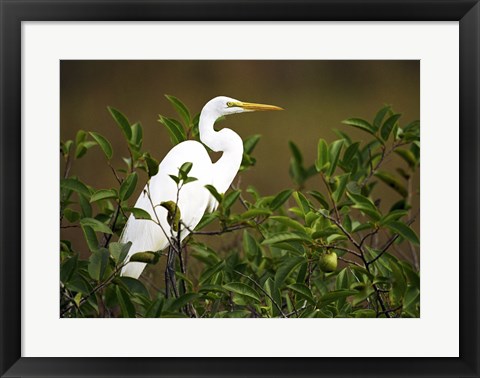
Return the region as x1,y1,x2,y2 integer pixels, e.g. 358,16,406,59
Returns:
61,261,127,317
233,270,286,318
191,224,248,235
338,256,363,268
359,227,379,248
107,161,122,185
319,212,390,317
366,215,417,266
324,245,362,258
378,305,402,317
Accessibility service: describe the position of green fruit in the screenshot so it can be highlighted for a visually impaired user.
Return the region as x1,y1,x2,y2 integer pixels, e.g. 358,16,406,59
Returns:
319,252,338,273
129,251,160,265
160,201,181,231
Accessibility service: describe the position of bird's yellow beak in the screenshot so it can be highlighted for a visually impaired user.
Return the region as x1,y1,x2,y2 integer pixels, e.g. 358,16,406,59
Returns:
232,101,284,112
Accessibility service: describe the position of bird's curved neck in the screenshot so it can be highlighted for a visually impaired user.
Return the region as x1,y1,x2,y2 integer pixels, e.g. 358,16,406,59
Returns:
199,112,243,193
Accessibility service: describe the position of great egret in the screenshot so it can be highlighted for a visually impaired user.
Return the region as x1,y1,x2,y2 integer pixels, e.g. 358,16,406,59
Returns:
120,96,283,282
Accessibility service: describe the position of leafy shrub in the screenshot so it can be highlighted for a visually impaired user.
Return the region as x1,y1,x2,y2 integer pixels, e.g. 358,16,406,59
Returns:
60,96,420,318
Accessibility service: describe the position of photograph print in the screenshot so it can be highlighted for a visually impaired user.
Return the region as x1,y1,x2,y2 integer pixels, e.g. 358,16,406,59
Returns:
60,60,420,318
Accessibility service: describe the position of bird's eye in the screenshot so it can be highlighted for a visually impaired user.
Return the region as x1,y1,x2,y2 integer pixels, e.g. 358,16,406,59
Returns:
226,101,234,107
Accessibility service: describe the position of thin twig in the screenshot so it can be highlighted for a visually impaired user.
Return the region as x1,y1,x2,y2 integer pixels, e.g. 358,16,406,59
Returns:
338,256,363,268
325,245,362,258
233,270,287,318
285,303,308,317
360,227,379,248
378,305,402,316
319,212,390,317
366,214,417,266
102,202,121,248
61,262,127,317
107,161,122,185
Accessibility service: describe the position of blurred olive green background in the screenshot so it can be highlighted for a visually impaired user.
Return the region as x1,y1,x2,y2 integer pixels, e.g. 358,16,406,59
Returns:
61,60,419,263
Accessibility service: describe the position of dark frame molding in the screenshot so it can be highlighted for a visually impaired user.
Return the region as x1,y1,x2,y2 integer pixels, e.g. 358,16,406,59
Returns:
1,1,478,377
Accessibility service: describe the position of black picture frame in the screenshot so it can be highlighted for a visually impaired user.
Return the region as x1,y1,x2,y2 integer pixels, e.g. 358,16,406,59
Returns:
1,1,478,377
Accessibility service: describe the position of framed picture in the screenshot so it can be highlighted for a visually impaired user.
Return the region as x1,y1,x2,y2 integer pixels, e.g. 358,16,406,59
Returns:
1,0,478,377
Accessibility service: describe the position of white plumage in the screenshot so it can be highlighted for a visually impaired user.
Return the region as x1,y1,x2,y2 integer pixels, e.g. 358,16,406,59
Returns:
120,96,282,278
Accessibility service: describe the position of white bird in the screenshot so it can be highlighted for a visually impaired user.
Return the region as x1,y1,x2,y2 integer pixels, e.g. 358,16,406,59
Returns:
120,96,283,279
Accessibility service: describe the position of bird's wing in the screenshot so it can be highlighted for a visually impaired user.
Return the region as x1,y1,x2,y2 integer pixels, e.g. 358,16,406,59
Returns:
120,140,212,278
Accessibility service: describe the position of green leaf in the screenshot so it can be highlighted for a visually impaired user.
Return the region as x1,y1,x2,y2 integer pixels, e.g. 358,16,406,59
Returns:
342,142,359,165
293,191,311,214
81,225,98,252
116,276,150,299
108,106,132,140
287,283,315,305
389,259,407,306
240,208,272,219
335,268,352,290
75,141,97,159
109,242,132,265
381,113,402,141
75,130,87,146
169,293,198,311
374,171,408,197
351,285,375,307
179,162,193,176
145,299,164,318
223,282,261,302
387,221,420,245
269,189,293,211
332,173,350,203
315,138,329,172
78,194,92,217
264,277,281,317
395,149,417,169
342,118,375,134
144,154,159,177
380,210,408,225
88,248,110,280
89,131,113,159
169,175,180,185
262,232,311,245
373,105,391,131
243,231,260,261
63,208,80,223
158,115,186,145
205,185,223,203
129,251,160,264
165,94,191,126
195,212,219,230
90,189,117,203
116,286,136,318
269,216,306,233
347,192,381,221
130,122,143,150
61,140,74,156
119,172,138,201
61,178,91,198
352,309,376,318
244,134,261,154
124,207,152,220
80,217,112,234
318,290,358,308
288,141,303,164
307,190,330,209
274,256,305,290
222,190,241,211
327,139,344,177
60,255,78,283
